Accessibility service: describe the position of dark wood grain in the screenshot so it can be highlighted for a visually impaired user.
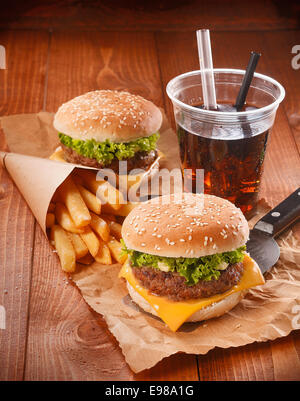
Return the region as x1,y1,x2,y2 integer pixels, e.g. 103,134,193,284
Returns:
0,5,300,380
0,30,49,380
156,30,300,380
0,0,299,31
22,30,199,380
262,31,300,155
24,226,133,380
156,30,300,206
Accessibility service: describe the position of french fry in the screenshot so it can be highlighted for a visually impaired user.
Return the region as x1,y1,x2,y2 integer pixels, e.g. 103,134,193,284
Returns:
76,184,101,215
95,242,112,265
107,221,122,240
107,236,127,264
100,203,120,215
96,181,123,211
67,232,89,259
117,202,139,216
80,226,100,257
51,225,76,273
55,203,85,234
100,213,116,222
118,173,142,191
49,148,66,163
46,212,55,228
77,253,94,265
101,201,138,216
78,170,124,211
77,170,105,193
89,212,110,242
58,176,91,228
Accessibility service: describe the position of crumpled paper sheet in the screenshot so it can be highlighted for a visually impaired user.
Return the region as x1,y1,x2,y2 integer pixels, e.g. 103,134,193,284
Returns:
71,201,300,373
1,112,300,373
0,110,181,232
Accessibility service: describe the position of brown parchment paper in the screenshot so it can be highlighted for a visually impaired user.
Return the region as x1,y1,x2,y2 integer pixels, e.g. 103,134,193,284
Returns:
0,111,179,233
1,112,300,373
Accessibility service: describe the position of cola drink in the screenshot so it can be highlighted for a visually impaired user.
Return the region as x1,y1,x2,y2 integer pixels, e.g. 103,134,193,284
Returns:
177,104,269,215
166,69,285,216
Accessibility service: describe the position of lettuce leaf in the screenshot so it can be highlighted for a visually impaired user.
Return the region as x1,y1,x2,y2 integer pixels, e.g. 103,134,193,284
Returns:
121,240,246,286
58,132,159,165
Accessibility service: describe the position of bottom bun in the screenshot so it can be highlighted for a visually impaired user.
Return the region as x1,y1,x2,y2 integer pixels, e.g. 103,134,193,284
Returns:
127,282,247,323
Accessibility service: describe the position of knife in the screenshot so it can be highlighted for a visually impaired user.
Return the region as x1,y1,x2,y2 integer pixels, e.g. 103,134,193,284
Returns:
247,187,300,274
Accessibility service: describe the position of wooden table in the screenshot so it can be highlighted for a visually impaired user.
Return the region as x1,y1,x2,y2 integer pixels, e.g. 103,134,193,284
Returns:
0,0,300,381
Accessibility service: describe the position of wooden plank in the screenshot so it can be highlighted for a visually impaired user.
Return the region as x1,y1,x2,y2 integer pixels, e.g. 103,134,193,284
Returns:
0,0,298,31
24,226,134,380
198,333,300,381
156,30,300,206
136,354,198,381
2,27,299,381
24,30,199,380
271,336,300,380
261,31,300,156
156,30,300,380
210,30,300,206
0,30,49,380
198,342,274,380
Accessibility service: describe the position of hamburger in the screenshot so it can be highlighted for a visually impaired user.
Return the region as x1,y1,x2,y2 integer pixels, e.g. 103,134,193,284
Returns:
53,90,162,173
120,193,265,332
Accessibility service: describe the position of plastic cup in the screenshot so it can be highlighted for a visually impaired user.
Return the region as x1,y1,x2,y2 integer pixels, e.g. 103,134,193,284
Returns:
166,68,285,215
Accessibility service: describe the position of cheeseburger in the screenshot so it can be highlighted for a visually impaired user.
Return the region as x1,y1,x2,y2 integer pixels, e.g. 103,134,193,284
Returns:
120,193,265,332
53,90,162,172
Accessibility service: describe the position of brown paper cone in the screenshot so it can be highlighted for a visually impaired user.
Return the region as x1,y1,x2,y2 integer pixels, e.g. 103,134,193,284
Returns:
4,112,300,374
0,148,165,235
0,150,6,167
0,151,75,233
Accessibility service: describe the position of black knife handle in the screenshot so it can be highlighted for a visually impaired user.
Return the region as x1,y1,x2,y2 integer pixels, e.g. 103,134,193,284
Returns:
253,187,300,237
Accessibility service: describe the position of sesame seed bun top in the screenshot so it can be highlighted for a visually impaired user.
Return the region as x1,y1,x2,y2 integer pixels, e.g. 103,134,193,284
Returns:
53,90,163,143
122,193,249,258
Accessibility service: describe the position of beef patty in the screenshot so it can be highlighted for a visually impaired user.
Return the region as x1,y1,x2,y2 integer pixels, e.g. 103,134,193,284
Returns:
131,262,244,301
61,143,158,173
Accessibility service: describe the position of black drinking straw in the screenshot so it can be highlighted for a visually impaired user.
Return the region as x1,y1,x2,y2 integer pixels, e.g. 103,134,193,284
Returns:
235,51,261,111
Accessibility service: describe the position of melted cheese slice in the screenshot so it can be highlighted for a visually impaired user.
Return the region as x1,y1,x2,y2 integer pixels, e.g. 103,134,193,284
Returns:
119,254,265,332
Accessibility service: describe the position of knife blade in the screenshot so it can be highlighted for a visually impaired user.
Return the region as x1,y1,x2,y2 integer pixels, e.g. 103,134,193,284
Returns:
247,187,300,274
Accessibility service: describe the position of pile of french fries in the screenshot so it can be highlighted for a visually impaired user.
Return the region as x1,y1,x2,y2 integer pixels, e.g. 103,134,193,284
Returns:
46,169,137,273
